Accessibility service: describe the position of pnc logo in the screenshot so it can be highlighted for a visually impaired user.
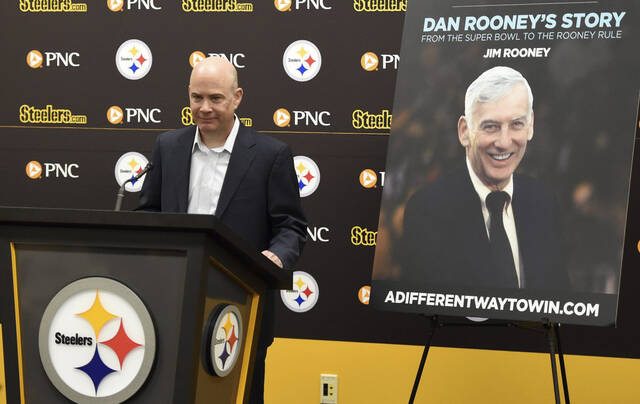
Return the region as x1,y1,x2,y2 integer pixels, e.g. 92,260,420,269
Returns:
361,52,378,71
275,0,331,11
359,169,385,188
358,286,371,305
361,52,399,70
189,51,246,68
26,50,80,68
107,106,161,124
26,161,79,179
273,108,291,127
107,106,124,124
307,226,330,242
274,108,331,127
26,161,42,179
108,0,161,11
27,50,43,68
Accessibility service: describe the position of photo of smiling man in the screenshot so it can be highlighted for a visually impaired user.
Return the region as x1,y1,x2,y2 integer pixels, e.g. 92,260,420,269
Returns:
399,66,569,291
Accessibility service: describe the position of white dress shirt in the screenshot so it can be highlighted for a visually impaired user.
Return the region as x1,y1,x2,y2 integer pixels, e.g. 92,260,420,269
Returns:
187,117,240,215
466,157,524,287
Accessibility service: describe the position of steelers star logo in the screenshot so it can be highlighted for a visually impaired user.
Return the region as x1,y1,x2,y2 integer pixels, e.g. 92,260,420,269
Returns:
293,155,320,197
115,39,152,80
114,152,149,192
38,277,155,403
280,271,319,313
282,40,322,82
203,305,243,377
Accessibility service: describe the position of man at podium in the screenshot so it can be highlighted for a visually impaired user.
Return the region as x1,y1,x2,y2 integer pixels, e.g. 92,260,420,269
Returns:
138,56,307,403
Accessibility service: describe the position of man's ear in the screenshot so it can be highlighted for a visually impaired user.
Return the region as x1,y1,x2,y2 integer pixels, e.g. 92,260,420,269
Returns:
458,115,471,148
527,110,534,141
233,87,244,110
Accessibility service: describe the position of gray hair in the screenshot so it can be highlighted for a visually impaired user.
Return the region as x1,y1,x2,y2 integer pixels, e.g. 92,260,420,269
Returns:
464,66,533,128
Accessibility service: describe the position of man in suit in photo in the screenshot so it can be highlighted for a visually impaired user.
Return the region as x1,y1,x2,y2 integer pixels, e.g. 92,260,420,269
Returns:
401,66,568,291
138,56,307,403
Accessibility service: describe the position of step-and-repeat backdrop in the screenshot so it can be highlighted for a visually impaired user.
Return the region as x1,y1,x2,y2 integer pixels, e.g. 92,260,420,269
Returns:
2,0,640,359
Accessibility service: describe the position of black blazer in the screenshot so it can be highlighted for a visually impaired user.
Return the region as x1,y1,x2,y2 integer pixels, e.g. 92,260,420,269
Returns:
400,166,568,291
137,124,307,270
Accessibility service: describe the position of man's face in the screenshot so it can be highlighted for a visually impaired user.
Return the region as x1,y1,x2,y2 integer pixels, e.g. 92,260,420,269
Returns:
188,68,242,138
458,84,533,190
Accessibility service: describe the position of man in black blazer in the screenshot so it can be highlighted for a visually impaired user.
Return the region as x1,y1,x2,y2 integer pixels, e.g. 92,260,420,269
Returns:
401,66,568,291
138,56,306,403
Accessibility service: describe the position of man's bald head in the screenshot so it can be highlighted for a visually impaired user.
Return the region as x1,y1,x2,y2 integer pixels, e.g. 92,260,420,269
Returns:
190,56,239,91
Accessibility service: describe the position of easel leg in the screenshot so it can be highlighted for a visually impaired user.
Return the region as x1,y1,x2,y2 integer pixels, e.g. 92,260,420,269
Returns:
554,323,570,404
408,316,439,404
546,323,561,404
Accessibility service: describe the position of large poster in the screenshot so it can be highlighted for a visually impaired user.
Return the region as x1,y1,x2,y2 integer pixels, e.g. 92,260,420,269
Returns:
371,0,639,326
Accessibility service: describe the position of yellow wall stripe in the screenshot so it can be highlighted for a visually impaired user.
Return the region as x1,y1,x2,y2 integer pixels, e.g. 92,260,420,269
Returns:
209,257,260,404
266,338,640,404
10,244,25,404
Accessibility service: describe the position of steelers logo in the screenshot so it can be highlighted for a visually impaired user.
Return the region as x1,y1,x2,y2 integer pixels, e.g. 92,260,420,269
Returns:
26,161,43,179
293,155,320,197
283,40,322,82
273,108,291,127
280,271,319,313
114,152,149,192
115,39,152,80
189,51,206,68
38,277,155,403
359,169,377,188
360,52,378,71
203,305,243,377
26,50,43,68
107,106,124,124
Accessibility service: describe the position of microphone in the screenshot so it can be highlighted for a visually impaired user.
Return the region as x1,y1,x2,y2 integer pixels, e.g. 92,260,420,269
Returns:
114,162,153,211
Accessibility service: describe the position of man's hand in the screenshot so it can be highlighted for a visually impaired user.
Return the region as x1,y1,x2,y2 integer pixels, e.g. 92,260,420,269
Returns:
261,250,283,268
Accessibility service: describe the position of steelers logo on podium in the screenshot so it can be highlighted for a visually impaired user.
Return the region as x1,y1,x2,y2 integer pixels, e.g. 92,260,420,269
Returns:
202,304,243,377
38,277,156,403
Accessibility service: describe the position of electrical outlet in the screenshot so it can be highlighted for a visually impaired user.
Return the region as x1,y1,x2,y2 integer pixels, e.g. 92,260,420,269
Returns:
320,374,338,403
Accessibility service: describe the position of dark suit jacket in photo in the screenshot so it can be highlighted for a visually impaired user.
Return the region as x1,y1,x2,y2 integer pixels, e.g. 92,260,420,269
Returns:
400,166,569,291
137,124,307,346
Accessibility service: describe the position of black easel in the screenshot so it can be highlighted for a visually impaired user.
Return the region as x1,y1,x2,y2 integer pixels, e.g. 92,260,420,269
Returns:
408,316,570,404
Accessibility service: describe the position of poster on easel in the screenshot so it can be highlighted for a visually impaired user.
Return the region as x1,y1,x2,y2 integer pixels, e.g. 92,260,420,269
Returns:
370,0,639,326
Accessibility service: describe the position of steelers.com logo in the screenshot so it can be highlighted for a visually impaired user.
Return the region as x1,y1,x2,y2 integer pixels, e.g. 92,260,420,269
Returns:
38,277,155,403
280,271,319,313
115,152,149,192
283,40,322,82
293,155,320,197
115,39,152,80
203,305,243,377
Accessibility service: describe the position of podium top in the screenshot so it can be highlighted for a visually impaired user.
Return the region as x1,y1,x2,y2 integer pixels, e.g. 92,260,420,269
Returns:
0,206,291,289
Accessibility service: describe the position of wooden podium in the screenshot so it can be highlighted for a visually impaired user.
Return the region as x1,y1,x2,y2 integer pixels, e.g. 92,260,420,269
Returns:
0,207,291,404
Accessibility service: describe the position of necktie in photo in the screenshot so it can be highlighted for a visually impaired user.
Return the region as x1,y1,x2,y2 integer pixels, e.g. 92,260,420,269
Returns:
486,191,519,288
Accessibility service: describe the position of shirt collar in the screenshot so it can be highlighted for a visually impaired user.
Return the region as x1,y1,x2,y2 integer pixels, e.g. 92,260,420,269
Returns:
192,115,240,154
465,156,513,207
